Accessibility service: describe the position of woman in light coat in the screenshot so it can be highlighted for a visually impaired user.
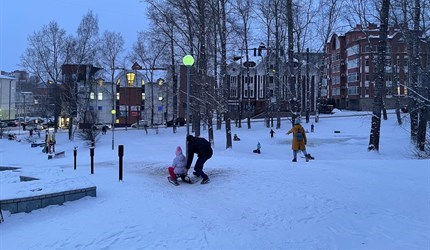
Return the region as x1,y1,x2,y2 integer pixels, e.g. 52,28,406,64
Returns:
287,120,310,162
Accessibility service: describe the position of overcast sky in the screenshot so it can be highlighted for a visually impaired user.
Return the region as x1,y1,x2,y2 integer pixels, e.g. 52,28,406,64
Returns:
0,0,149,72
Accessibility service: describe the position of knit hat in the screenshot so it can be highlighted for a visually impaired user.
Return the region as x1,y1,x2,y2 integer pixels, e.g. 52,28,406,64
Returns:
175,146,183,156
186,135,194,142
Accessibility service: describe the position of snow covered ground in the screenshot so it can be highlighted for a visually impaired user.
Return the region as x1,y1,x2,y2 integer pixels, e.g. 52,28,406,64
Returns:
0,110,429,249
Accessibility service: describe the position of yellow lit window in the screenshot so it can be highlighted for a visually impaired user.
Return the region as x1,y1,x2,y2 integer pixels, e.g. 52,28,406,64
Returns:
116,93,120,100
98,93,103,101
142,93,145,100
90,92,95,100
141,79,145,86
126,73,135,87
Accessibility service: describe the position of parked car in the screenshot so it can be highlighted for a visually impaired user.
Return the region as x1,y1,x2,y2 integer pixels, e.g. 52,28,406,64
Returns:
7,121,18,127
26,124,45,131
92,123,112,130
0,122,7,128
131,120,147,128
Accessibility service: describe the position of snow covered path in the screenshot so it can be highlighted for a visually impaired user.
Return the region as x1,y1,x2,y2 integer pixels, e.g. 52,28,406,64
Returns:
1,113,429,249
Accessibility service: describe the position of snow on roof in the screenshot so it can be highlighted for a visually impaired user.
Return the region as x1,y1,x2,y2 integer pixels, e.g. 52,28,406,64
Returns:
0,74,16,80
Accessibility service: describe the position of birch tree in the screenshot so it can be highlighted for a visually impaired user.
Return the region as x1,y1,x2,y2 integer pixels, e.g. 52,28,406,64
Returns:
368,0,390,151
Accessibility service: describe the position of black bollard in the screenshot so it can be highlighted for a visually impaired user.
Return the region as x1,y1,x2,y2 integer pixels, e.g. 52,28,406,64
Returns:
90,145,95,174
73,146,77,170
118,145,124,181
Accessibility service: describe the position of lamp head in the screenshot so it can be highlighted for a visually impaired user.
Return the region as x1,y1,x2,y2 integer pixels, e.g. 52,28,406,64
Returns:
183,55,194,66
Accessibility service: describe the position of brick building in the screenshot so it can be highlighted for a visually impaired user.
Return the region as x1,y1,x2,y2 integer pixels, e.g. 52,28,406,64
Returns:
325,24,428,110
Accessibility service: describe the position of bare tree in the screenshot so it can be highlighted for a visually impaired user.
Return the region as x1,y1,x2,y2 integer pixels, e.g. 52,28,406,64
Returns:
315,0,345,122
99,30,124,150
219,0,233,148
20,21,68,132
63,10,100,140
231,0,254,129
287,0,297,125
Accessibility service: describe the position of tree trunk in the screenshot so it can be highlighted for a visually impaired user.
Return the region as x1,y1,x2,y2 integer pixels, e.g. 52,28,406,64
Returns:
287,0,295,126
368,0,389,151
219,0,232,148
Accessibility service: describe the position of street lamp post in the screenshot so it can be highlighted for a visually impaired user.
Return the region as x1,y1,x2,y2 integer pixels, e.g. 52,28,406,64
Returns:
182,55,194,137
21,92,32,133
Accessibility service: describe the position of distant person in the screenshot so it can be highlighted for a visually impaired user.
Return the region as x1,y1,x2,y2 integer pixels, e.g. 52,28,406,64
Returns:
311,123,315,132
44,130,50,153
50,132,56,153
102,126,107,135
270,129,275,138
287,119,311,162
253,142,261,154
167,146,190,185
233,134,241,141
186,135,213,184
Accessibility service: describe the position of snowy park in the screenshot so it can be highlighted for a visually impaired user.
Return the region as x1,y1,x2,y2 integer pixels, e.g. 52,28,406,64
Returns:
0,110,429,249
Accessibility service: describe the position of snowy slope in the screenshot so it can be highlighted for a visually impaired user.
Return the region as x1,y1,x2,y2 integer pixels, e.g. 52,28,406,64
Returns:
0,111,429,249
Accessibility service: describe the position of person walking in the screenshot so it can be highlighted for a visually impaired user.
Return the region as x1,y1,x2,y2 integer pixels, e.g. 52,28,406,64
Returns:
270,129,275,138
287,119,311,162
186,135,213,184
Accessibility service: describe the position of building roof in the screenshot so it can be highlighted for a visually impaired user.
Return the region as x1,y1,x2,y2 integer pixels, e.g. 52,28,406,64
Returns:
0,74,16,80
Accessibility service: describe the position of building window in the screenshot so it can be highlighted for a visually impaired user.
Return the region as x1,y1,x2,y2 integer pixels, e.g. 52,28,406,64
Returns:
363,45,371,52
386,87,393,96
230,76,237,98
333,76,340,84
258,76,264,98
347,73,360,82
347,86,360,95
333,65,340,72
332,87,340,95
347,45,359,56
98,106,103,111
347,58,358,69
116,93,120,100
126,73,135,87
244,76,254,98
90,92,95,100
98,92,103,101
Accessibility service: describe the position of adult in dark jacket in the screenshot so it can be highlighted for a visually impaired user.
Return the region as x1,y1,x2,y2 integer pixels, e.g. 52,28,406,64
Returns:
186,135,213,184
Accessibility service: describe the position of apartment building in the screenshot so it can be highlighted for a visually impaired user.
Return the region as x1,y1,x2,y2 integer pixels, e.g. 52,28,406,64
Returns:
325,24,428,110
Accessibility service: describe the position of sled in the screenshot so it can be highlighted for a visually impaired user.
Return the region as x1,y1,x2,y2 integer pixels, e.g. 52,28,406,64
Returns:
48,151,65,160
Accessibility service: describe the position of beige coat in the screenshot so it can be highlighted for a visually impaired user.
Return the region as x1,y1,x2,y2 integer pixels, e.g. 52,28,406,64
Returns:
287,124,307,150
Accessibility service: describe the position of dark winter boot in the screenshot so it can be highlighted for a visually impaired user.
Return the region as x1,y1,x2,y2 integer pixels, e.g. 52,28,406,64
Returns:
193,171,200,177
292,158,297,162
201,178,210,184
306,154,314,160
